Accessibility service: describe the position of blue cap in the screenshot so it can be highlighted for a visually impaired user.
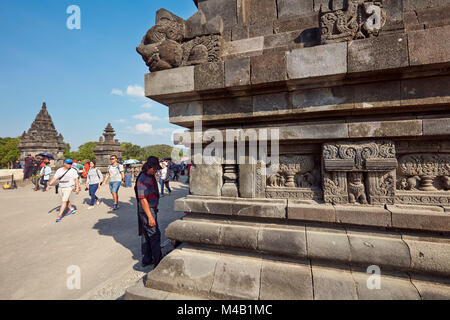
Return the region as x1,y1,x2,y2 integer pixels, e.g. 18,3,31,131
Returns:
64,159,73,164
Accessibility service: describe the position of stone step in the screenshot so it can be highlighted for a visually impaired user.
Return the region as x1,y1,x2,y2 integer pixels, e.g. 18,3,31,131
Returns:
165,218,450,278
132,245,450,300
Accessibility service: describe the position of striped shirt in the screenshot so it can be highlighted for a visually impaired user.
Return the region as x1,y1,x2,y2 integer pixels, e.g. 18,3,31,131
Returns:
137,173,159,209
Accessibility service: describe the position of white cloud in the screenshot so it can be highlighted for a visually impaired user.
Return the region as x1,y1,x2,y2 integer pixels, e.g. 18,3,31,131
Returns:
132,112,161,122
126,85,145,98
111,89,123,96
131,123,175,136
140,102,153,109
115,119,127,123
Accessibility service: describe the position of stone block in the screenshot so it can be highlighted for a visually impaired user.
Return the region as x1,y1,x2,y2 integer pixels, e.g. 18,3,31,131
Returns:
408,26,450,66
253,93,290,113
314,0,345,12
351,268,421,300
249,21,274,38
223,36,264,59
244,0,277,26
389,207,450,232
125,281,169,300
291,86,354,111
306,226,351,263
348,120,423,138
231,24,249,41
352,81,402,109
411,274,450,300
251,52,287,84
423,118,450,136
403,0,450,11
346,230,411,269
279,122,349,140
165,220,221,246
145,66,194,96
194,62,225,91
286,42,347,80
273,14,319,34
189,164,223,196
288,202,336,223
224,57,250,87
210,255,261,299
198,0,238,29
146,249,219,298
416,5,450,28
401,76,450,106
264,31,302,50
219,224,259,250
311,264,358,300
260,259,313,300
257,227,307,258
169,101,203,122
203,97,253,116
403,235,450,277
348,34,409,73
334,205,392,227
276,0,314,19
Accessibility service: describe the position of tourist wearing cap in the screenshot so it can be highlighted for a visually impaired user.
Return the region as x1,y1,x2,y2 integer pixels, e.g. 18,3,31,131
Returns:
134,156,163,267
46,159,80,222
101,155,125,210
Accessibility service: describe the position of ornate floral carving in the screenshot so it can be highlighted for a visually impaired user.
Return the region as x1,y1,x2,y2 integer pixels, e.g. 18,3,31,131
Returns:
266,155,316,189
396,191,450,206
367,171,395,205
398,154,450,191
137,9,223,72
320,0,386,44
323,171,348,205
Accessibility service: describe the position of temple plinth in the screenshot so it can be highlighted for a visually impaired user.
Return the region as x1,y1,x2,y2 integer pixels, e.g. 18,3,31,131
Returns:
93,123,123,173
18,102,66,167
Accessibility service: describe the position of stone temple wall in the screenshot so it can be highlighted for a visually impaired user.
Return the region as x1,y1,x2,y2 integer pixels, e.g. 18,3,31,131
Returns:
127,0,450,300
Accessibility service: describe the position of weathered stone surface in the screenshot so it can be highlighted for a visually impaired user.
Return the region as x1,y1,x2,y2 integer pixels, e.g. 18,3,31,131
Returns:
311,263,358,300
146,66,194,96
403,0,450,11
335,205,391,227
169,101,203,121
348,120,423,138
189,164,223,196
198,0,238,29
273,13,319,34
348,34,409,73
314,0,345,12
194,62,225,91
287,42,347,79
306,226,351,262
347,230,411,269
291,86,354,111
251,52,287,84
403,235,450,277
401,76,450,106
165,220,221,245
389,206,450,232
210,255,261,299
223,36,264,59
253,93,290,113
351,268,421,300
238,163,257,198
276,0,314,19
231,24,249,40
146,249,219,298
411,274,450,300
219,224,259,250
203,97,253,116
244,0,277,26
423,118,450,136
408,25,450,66
224,57,250,87
352,80,402,109
257,227,307,258
279,122,349,140
249,21,274,38
260,259,313,300
288,202,336,222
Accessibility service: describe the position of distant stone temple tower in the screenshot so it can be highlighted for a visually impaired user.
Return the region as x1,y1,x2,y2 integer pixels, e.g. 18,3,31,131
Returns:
18,102,66,167
93,123,123,173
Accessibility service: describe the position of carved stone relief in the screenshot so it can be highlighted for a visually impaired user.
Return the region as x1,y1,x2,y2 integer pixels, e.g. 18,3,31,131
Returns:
322,140,397,205
320,0,386,44
137,9,223,72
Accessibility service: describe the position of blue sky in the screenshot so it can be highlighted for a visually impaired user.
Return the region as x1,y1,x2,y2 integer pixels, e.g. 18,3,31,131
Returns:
0,0,197,150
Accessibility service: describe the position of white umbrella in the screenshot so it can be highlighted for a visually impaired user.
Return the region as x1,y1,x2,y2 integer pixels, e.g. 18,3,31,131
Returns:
123,159,139,165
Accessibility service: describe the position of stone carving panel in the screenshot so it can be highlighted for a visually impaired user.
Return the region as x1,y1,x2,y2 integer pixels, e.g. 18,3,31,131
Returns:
137,9,223,72
320,0,387,44
323,140,397,205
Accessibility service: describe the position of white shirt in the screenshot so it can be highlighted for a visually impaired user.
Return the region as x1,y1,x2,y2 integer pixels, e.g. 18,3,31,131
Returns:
108,164,124,182
40,167,51,181
160,167,168,180
54,168,79,188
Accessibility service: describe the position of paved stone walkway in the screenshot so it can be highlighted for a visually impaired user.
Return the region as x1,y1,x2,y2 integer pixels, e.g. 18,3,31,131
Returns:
0,179,188,300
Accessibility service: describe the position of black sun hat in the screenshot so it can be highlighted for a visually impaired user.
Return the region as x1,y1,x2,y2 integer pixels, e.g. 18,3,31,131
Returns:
146,156,162,170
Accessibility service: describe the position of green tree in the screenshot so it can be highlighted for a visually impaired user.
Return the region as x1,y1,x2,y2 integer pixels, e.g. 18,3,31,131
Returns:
0,137,21,168
63,143,72,159
121,142,146,161
76,142,97,162
143,144,173,160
